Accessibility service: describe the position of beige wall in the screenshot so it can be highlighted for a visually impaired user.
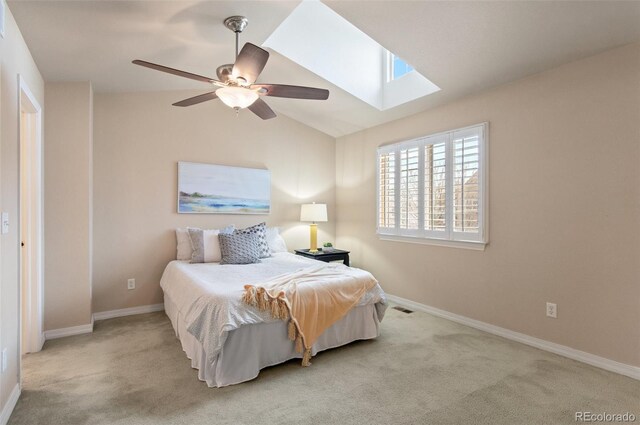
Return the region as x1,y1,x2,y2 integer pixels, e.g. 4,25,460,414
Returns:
44,82,93,331
92,91,335,313
0,3,45,414
336,43,640,367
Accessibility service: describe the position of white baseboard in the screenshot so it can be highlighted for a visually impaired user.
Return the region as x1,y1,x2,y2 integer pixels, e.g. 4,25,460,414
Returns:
0,384,20,425
386,294,640,381
42,304,164,340
38,332,45,351
92,303,164,321
44,323,93,340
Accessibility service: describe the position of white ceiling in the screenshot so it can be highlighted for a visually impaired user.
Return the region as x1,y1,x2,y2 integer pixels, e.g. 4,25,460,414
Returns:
8,1,640,137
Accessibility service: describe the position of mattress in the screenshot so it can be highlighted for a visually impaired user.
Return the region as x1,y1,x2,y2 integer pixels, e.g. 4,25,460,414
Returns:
159,252,387,387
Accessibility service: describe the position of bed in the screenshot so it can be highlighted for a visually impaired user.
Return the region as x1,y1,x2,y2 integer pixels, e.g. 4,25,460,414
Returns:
160,252,387,387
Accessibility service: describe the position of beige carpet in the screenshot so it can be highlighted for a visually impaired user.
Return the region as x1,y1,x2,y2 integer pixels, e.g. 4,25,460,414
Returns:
9,308,639,425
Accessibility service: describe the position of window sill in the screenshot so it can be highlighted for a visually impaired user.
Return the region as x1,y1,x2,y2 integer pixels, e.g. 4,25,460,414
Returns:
377,234,487,251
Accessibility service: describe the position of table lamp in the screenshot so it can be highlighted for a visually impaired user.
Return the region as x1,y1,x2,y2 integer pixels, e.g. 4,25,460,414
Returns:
300,202,327,253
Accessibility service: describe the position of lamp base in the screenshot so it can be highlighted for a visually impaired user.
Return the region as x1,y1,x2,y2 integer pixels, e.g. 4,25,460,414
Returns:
309,223,318,252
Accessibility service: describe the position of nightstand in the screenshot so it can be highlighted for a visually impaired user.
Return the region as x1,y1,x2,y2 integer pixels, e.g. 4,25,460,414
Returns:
294,248,350,266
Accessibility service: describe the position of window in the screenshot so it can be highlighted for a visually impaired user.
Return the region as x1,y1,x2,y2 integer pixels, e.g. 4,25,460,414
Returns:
387,53,414,81
377,123,488,248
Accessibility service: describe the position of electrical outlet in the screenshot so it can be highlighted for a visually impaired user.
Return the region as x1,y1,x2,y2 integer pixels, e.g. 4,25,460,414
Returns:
1,348,7,372
127,278,135,290
546,302,557,318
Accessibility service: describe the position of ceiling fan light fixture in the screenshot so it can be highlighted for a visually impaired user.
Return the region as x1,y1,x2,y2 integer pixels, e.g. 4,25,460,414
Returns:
215,86,259,109
132,15,329,119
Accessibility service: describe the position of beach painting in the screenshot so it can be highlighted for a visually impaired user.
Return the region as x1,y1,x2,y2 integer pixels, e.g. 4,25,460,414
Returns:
178,162,270,214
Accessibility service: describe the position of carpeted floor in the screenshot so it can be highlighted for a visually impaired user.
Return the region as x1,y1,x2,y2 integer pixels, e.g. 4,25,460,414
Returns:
9,308,639,425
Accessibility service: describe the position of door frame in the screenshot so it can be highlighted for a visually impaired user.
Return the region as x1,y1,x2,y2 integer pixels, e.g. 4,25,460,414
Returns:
18,74,44,356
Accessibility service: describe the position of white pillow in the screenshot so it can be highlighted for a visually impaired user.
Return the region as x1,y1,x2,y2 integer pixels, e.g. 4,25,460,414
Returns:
175,225,235,261
266,227,288,253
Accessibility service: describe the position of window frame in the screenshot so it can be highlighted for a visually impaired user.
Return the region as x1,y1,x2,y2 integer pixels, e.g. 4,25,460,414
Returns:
376,123,489,250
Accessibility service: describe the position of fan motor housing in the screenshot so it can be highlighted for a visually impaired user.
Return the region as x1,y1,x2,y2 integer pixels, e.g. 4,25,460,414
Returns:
216,64,234,82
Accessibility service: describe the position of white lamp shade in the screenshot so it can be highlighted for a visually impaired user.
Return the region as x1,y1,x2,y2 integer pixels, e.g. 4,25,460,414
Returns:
300,203,328,222
215,86,259,109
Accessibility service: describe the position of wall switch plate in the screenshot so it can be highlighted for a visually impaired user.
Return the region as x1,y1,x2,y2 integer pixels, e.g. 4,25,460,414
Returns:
1,348,7,372
127,279,135,290
546,302,557,318
1,212,8,234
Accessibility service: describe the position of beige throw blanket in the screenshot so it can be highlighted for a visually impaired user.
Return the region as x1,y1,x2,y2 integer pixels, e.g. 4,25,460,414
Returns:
242,263,378,366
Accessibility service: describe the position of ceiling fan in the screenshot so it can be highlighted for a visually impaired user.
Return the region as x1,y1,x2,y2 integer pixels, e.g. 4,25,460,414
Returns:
132,16,329,120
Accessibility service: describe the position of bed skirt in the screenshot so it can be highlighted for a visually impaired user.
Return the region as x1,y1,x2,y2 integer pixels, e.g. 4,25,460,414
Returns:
164,293,383,387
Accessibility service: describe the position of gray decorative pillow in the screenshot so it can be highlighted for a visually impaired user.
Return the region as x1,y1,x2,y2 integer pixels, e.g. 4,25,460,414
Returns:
235,222,270,258
219,232,262,265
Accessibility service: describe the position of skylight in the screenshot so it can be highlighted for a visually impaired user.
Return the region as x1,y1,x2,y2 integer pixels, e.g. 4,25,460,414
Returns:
389,54,415,81
263,0,439,111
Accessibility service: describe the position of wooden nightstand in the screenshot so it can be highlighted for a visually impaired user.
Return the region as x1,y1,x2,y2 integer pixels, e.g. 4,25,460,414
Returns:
294,248,350,266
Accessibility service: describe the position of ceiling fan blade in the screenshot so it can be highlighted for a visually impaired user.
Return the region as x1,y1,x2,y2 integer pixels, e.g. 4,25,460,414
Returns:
252,84,329,100
172,91,218,107
248,98,276,120
132,60,218,84
232,43,269,84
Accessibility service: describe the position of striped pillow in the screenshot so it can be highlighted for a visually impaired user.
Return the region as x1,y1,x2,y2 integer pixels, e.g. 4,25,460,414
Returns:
187,225,235,263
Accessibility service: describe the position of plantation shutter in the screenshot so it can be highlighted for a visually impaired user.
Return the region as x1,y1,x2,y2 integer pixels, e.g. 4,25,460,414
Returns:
424,136,448,237
452,127,483,242
376,123,486,245
377,150,396,231
398,146,420,233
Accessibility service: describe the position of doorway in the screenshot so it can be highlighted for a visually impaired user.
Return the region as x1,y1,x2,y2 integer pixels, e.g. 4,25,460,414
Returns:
19,75,43,356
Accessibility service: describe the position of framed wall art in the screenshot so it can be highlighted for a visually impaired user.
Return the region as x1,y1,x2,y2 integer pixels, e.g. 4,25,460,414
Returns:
178,162,270,214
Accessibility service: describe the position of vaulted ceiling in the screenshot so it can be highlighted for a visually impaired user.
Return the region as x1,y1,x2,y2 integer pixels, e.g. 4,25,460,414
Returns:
8,1,640,137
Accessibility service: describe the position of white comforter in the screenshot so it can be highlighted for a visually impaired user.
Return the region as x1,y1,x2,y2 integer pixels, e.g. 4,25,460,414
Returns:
159,253,386,364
